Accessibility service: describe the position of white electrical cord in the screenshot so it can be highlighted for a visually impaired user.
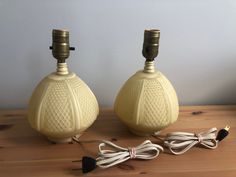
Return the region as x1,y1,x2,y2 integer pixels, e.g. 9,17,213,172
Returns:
163,127,218,155
72,126,229,173
96,140,163,168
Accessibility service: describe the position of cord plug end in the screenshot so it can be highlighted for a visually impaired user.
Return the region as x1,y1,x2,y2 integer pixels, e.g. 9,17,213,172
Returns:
82,156,97,173
72,156,97,173
224,125,230,131
216,125,230,142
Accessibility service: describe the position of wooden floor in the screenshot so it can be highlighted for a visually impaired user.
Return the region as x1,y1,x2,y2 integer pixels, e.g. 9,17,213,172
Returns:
0,106,235,177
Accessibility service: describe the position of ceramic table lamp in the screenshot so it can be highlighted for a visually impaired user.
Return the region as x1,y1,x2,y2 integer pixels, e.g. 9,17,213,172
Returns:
114,29,179,136
28,29,99,143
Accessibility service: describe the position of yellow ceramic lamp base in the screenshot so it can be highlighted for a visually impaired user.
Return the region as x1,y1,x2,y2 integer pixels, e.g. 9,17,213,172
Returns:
114,29,179,136
28,30,99,143
115,62,179,136
28,66,99,143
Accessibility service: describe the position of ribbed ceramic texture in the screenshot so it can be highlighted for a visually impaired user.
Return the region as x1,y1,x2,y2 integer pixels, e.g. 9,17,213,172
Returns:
114,70,179,135
28,73,99,140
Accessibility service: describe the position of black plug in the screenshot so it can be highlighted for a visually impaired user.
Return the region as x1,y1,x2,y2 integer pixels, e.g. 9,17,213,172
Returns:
216,125,230,142
72,156,97,173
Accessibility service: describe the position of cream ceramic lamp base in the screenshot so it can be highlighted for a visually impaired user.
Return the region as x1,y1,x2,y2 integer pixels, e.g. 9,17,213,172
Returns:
114,29,179,136
28,29,99,143
115,62,179,136
28,64,99,143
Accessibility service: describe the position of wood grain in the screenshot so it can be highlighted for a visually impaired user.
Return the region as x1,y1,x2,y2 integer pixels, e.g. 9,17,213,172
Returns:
0,106,235,177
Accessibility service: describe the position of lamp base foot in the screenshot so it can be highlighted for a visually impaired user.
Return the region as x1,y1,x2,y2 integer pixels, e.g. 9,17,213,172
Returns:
129,129,153,136
47,133,82,143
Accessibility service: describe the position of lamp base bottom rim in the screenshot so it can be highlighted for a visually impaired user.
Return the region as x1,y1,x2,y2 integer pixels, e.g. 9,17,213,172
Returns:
129,128,159,137
47,133,82,143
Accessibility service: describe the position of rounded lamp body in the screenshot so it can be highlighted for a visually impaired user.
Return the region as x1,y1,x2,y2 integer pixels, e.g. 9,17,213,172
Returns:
114,69,179,136
28,72,99,143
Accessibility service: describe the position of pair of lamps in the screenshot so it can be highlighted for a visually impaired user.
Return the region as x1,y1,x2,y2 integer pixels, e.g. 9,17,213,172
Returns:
28,29,179,143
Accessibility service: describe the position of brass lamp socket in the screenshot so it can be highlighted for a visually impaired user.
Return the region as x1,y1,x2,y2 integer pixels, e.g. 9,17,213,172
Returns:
142,29,160,61
50,29,75,63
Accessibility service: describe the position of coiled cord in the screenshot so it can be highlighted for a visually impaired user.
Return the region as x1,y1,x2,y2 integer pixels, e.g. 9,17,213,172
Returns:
163,127,218,155
72,126,229,173
97,140,163,168
72,140,163,173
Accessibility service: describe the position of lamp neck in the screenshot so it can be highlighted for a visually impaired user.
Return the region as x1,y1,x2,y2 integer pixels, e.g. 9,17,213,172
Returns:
56,62,69,75
143,61,155,73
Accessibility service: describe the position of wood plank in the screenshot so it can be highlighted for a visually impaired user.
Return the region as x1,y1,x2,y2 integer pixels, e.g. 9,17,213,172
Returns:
0,106,235,177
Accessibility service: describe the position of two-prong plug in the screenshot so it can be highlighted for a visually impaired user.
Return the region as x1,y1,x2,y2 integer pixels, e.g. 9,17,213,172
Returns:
72,156,97,173
216,125,230,142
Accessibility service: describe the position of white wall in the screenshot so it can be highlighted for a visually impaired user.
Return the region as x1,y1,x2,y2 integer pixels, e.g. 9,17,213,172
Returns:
1,0,236,108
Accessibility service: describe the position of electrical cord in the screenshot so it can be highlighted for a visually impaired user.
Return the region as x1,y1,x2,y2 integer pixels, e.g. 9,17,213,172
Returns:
72,140,163,173
72,126,230,173
158,126,230,155
97,140,163,168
